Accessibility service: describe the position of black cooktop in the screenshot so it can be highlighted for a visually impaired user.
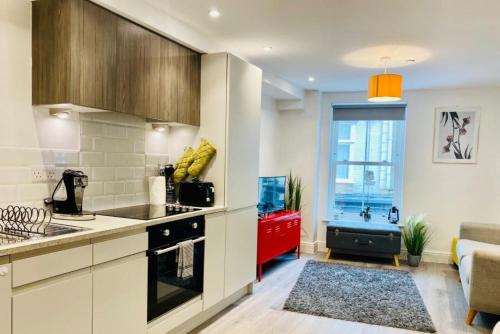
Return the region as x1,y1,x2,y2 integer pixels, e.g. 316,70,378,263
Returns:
96,204,201,220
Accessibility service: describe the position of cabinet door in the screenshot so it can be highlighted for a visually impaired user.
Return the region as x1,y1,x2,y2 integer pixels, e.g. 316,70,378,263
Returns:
159,39,180,122
81,0,117,111
13,271,92,334
225,207,258,296
116,18,160,119
203,213,226,310
187,49,201,126
177,47,201,126
0,263,11,334
93,255,147,334
32,0,82,105
226,54,262,210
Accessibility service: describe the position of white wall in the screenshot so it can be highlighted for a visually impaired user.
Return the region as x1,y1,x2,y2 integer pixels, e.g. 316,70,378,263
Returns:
259,95,281,176
314,87,500,262
258,91,322,251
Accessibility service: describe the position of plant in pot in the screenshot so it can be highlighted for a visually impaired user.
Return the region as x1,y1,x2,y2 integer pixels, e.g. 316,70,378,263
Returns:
402,215,431,267
285,171,302,212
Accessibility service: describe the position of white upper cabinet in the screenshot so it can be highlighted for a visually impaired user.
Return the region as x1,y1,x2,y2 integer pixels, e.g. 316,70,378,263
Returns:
225,54,262,211
200,53,262,211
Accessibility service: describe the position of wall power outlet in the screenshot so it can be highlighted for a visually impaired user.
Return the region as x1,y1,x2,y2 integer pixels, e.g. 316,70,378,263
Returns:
31,166,57,183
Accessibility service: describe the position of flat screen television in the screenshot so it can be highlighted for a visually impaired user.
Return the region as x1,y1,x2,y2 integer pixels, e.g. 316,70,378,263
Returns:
258,176,286,215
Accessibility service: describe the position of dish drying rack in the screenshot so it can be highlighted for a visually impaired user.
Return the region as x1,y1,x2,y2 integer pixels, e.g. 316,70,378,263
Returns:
0,206,53,243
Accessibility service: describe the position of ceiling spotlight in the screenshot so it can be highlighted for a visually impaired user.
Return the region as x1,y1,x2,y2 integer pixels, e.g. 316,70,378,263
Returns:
308,76,315,82
263,46,273,52
208,9,220,18
152,124,167,132
49,108,70,119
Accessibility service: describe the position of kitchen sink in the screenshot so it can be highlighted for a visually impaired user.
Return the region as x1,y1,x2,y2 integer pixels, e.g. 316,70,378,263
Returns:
0,223,90,246
43,223,90,237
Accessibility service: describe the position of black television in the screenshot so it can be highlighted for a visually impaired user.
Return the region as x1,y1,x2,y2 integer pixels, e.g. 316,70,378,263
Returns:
258,176,286,215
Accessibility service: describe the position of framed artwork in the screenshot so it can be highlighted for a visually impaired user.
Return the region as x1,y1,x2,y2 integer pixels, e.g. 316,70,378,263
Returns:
433,107,480,164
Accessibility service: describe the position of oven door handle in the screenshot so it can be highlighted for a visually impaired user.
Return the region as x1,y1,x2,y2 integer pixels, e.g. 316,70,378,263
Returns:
153,236,206,256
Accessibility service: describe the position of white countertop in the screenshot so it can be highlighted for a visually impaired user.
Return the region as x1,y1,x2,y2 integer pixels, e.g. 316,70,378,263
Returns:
0,206,226,257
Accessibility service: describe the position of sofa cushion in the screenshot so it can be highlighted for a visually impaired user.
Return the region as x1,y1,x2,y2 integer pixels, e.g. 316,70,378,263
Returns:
456,239,500,264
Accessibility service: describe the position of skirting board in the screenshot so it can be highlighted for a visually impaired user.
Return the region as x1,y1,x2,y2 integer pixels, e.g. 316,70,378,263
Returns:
314,240,452,264
300,241,317,254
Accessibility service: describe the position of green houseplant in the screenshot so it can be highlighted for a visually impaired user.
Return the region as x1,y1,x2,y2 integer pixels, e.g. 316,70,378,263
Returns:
285,171,302,212
402,215,431,267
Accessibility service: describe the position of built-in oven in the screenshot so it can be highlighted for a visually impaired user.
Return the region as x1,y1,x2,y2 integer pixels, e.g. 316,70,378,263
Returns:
147,215,205,322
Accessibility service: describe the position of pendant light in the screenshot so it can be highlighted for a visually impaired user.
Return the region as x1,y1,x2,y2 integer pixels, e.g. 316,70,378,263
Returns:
368,57,403,102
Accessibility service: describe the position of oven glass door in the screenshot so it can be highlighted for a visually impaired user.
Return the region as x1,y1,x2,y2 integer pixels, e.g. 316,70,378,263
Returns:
148,240,204,322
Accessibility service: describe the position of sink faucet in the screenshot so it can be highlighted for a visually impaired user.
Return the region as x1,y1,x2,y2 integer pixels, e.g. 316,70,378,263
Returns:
360,206,371,221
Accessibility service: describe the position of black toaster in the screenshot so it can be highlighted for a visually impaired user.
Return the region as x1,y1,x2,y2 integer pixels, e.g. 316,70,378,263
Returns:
178,181,215,207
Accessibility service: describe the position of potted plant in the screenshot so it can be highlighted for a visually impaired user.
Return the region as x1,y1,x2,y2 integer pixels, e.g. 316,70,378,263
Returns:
402,215,431,267
285,171,302,212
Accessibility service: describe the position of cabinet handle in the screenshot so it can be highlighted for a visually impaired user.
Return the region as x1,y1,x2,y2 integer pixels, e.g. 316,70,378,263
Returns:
0,266,8,276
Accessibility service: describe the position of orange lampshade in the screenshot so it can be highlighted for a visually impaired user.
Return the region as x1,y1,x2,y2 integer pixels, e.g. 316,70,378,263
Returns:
367,74,403,102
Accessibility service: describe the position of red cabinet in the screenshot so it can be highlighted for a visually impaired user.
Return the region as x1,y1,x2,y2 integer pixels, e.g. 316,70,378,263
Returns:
257,211,301,281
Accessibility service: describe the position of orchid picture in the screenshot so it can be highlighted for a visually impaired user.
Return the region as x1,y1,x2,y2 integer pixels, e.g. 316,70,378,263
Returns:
433,107,480,163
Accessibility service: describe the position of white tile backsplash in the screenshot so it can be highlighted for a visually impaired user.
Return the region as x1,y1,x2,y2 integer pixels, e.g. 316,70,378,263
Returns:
0,111,185,211
80,152,105,166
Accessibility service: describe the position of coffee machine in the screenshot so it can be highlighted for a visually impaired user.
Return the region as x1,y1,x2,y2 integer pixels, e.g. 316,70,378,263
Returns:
45,169,95,220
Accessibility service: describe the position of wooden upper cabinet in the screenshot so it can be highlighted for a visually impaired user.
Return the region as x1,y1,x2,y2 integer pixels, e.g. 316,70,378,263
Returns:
32,0,83,105
177,47,201,126
116,18,161,119
159,39,180,122
81,0,117,111
32,0,200,125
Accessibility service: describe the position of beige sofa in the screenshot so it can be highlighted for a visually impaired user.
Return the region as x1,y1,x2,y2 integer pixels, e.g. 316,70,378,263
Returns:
457,223,500,325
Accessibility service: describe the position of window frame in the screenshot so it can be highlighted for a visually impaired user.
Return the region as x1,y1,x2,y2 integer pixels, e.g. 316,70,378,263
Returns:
327,115,406,222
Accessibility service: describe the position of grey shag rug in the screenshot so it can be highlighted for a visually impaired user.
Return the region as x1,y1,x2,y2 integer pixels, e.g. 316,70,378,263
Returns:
283,260,436,333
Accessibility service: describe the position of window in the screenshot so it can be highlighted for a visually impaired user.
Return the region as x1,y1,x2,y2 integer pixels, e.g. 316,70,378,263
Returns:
328,104,406,223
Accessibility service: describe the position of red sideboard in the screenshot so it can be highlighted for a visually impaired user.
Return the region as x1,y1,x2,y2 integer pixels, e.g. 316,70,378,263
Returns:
257,211,301,281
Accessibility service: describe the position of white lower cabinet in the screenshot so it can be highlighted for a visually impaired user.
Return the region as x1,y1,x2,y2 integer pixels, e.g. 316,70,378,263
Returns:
12,270,92,334
0,262,11,334
224,206,258,296
93,254,147,334
203,212,227,310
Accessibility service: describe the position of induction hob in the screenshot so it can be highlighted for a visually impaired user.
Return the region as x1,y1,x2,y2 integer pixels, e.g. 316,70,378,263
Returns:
96,204,201,220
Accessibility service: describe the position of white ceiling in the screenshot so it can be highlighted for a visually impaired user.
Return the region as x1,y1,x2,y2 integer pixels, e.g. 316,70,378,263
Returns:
144,0,500,92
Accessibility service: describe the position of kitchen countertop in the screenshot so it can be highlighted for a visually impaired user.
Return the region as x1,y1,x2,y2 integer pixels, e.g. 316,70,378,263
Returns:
0,206,226,257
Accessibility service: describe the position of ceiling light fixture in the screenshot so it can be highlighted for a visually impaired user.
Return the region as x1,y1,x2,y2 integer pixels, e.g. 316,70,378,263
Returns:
368,57,403,102
263,46,272,52
208,9,220,18
308,76,315,82
152,124,167,132
49,108,70,119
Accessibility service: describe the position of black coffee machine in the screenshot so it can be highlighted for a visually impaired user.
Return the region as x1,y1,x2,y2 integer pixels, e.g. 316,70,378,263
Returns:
45,170,93,219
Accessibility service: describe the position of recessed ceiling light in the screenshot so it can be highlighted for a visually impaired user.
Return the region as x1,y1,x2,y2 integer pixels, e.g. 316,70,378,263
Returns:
308,76,315,82
263,46,273,52
208,9,220,18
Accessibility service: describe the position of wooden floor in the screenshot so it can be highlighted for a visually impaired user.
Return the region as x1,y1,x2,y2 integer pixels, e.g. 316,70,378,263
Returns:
191,253,499,334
